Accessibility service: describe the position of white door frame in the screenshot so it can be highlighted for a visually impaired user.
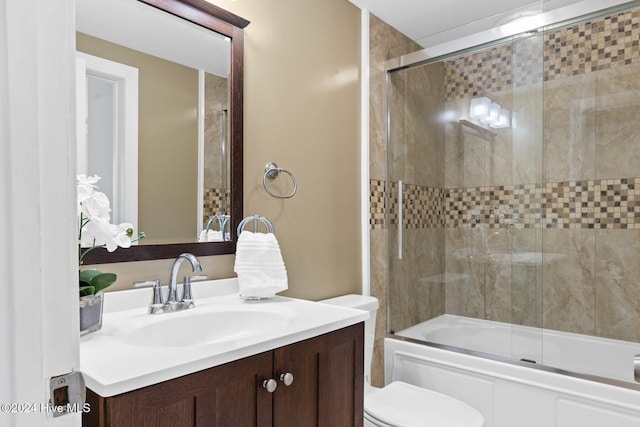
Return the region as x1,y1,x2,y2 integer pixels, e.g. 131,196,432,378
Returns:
76,52,139,235
1,0,80,425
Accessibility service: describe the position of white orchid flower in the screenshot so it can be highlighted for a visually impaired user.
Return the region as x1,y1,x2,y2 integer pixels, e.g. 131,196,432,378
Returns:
80,218,133,251
77,174,101,215
77,174,137,263
80,190,111,222
105,222,134,252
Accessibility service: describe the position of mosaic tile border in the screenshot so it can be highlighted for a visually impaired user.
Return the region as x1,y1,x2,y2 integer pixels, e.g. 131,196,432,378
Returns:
203,187,230,226
370,179,387,228
445,8,640,100
370,177,640,230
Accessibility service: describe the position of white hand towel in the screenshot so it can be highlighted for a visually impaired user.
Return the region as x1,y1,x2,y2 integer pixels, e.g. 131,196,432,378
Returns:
198,230,224,242
234,231,288,298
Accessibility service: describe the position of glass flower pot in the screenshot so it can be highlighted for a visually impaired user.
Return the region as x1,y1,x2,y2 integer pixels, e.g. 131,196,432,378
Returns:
79,293,104,335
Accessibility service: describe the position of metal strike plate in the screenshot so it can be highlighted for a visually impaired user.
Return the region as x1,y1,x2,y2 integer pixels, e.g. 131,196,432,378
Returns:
635,354,640,383
49,371,86,417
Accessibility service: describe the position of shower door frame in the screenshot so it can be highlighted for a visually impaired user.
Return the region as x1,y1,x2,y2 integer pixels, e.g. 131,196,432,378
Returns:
382,0,640,390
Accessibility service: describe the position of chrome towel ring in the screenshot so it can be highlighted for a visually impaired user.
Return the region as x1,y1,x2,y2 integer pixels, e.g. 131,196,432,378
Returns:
263,162,297,199
237,215,275,235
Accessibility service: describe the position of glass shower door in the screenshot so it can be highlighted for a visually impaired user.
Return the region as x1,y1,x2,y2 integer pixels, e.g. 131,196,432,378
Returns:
386,25,547,365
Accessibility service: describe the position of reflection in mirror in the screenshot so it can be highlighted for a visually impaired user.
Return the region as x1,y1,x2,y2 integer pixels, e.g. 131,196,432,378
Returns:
76,51,139,235
76,0,248,263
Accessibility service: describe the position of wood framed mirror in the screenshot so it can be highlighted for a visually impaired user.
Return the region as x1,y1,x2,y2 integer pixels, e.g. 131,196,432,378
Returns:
78,0,248,263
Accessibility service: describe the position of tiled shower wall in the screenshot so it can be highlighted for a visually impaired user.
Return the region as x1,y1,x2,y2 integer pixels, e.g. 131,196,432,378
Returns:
371,6,640,357
202,73,230,225
369,14,423,387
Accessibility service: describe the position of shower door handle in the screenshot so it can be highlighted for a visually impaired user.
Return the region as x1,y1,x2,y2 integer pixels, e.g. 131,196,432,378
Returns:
635,355,640,383
398,180,403,260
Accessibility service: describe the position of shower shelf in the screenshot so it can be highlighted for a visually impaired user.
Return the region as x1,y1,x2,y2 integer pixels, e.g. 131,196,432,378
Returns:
459,119,497,141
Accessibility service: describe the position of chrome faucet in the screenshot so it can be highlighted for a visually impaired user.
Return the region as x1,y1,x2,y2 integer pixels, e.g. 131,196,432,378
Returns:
168,253,206,306
133,253,207,314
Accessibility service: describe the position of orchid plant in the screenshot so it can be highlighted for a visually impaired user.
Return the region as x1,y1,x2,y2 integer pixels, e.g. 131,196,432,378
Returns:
77,174,142,297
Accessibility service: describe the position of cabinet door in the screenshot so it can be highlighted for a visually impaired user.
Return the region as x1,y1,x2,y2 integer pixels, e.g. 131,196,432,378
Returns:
84,350,273,427
272,323,364,427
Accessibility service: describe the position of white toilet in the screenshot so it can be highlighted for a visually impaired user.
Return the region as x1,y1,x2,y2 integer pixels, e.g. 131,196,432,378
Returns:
321,294,485,427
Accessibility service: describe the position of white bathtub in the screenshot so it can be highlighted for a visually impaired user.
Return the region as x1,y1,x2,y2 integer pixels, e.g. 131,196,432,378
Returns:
386,315,640,427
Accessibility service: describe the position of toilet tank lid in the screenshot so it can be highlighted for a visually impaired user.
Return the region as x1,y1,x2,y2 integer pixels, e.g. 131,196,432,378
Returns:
319,294,379,311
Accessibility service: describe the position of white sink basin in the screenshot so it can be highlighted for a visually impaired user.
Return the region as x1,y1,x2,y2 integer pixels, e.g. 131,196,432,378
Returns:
116,308,293,348
80,278,369,397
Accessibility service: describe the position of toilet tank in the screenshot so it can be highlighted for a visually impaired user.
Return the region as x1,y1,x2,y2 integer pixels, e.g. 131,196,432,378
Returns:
319,294,379,383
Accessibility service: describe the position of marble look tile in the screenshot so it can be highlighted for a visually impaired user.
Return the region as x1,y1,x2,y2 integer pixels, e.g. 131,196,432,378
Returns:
371,338,385,387
444,228,486,318
511,229,543,327
595,229,640,342
444,98,468,188
511,264,542,327
460,127,489,188
410,64,446,188
370,229,388,341
595,64,640,179
512,85,543,185
510,228,542,254
388,72,413,183
486,129,514,187
390,63,447,187
369,66,387,180
388,227,446,332
543,72,596,182
369,13,420,72
542,229,596,335
484,258,512,323
483,230,513,323
368,14,390,71
414,228,446,321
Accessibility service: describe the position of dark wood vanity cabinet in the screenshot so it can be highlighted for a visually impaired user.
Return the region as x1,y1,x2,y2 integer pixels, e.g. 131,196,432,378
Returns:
83,323,363,427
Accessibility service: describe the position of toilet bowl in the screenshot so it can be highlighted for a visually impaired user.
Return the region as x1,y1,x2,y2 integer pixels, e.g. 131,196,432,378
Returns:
320,294,484,427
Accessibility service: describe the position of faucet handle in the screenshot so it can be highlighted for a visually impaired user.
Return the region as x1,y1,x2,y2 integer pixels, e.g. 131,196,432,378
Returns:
133,280,164,311
187,274,208,281
182,274,208,302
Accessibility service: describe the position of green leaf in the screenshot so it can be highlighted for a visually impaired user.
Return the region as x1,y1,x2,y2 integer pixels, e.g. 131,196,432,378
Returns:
79,285,95,297
90,272,117,294
79,269,103,284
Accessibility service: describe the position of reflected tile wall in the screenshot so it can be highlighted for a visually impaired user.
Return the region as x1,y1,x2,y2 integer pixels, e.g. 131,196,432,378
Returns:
202,188,230,224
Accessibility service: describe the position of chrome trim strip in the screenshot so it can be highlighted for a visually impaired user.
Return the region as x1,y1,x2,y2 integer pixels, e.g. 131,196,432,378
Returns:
387,334,640,392
385,0,640,72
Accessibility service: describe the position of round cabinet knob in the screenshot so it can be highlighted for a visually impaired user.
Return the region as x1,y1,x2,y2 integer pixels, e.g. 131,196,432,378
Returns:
262,379,277,393
279,372,294,386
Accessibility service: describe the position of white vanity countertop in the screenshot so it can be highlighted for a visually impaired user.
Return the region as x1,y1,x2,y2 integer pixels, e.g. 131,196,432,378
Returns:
80,278,368,397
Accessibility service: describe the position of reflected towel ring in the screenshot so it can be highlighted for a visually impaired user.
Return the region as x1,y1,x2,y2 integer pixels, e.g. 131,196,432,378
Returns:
205,214,230,234
204,214,230,241
263,162,297,199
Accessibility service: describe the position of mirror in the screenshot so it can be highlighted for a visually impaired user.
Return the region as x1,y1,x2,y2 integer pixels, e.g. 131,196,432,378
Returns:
76,0,248,263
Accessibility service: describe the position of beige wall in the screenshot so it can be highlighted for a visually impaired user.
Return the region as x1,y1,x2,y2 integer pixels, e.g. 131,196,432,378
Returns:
87,0,362,300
